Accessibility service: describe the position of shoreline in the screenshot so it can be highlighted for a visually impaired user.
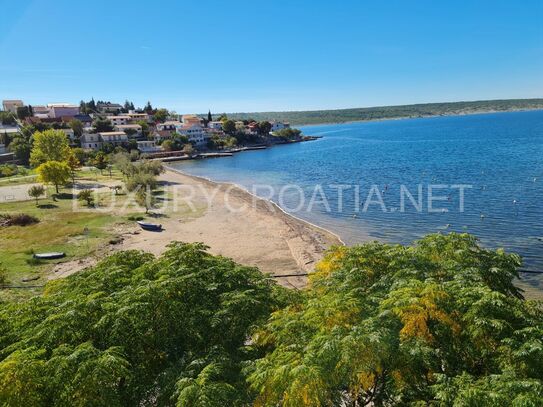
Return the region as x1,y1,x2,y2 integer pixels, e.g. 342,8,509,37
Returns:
165,166,347,246
115,168,343,288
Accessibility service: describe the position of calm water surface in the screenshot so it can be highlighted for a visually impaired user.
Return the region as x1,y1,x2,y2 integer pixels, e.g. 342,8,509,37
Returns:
170,111,543,288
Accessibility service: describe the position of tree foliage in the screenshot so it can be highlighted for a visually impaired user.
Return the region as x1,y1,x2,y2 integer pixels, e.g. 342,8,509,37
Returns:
30,129,71,167
36,160,71,194
248,233,543,406
28,185,46,205
0,243,285,406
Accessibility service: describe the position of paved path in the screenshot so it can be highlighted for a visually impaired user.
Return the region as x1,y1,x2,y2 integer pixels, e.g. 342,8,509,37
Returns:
0,183,41,203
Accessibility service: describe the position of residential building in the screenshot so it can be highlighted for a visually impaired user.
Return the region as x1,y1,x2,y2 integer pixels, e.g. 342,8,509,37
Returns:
107,115,130,126
247,122,259,135
126,111,149,122
207,121,223,130
175,123,208,146
181,114,202,127
2,100,24,114
99,131,128,146
157,121,181,131
32,105,50,118
154,130,174,142
114,124,142,138
61,114,93,127
81,133,102,150
48,103,80,119
137,140,161,153
270,121,290,132
96,102,123,114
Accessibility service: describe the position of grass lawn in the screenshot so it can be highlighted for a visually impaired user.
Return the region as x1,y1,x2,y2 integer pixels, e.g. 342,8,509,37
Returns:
0,184,142,301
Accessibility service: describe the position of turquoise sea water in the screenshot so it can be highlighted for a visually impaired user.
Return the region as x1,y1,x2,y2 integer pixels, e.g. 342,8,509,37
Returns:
170,110,543,288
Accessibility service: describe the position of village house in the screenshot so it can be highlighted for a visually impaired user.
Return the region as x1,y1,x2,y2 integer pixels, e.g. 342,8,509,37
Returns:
80,133,102,150
98,131,128,146
114,124,142,138
96,102,123,114
47,103,80,119
126,111,149,122
107,115,131,126
2,100,24,114
61,114,93,127
157,121,181,131
31,105,50,118
137,140,162,153
207,121,223,130
270,121,290,132
153,130,174,142
175,123,208,147
181,114,202,126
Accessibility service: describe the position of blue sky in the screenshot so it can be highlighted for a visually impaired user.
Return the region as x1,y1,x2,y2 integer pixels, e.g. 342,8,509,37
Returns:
0,0,542,113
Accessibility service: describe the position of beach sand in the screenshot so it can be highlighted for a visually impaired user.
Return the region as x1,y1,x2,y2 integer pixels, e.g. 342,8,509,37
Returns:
50,169,341,288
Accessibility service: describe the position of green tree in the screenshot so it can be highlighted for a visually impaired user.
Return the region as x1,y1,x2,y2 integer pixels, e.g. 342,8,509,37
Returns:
16,106,31,121
77,189,94,207
153,108,168,123
136,120,149,137
36,160,71,194
0,111,16,125
29,129,71,167
28,185,46,205
69,119,83,138
8,136,31,165
222,119,236,135
92,117,114,133
66,152,81,183
0,243,282,405
92,151,108,174
135,187,156,213
144,101,153,113
207,110,212,122
248,233,542,406
258,121,272,135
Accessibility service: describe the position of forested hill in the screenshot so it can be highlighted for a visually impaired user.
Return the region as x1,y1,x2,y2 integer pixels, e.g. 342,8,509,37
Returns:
223,98,543,125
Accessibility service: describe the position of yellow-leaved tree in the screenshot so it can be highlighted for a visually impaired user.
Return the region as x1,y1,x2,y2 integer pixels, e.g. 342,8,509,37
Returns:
29,129,71,167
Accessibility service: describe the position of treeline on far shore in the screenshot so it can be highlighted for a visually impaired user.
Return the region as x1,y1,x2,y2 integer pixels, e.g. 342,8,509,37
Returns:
224,98,543,125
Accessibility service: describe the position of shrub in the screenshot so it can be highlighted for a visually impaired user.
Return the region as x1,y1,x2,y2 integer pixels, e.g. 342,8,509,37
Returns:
0,164,18,178
0,213,39,227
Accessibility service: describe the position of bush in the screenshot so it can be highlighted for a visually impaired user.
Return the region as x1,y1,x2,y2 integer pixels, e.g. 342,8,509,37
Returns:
0,213,39,227
0,164,18,178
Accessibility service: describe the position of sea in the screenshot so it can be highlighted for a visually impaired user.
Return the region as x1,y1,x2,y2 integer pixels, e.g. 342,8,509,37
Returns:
169,110,543,289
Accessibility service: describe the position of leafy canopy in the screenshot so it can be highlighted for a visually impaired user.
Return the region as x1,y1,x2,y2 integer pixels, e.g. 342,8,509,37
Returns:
248,233,543,406
30,129,71,167
0,243,287,406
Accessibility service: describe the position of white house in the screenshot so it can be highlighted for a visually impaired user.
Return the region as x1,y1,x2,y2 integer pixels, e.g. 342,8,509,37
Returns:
157,121,181,131
175,123,208,147
137,140,161,153
2,100,24,114
207,121,223,130
107,115,130,126
81,133,102,150
126,111,149,122
96,103,123,114
270,121,290,132
47,103,80,118
114,124,142,137
99,131,128,146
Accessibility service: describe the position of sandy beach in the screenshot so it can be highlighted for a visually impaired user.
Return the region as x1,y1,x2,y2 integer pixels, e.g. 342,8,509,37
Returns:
114,169,342,288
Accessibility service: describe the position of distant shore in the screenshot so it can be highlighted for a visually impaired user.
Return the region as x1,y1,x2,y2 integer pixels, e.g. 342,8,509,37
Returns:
297,107,543,127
